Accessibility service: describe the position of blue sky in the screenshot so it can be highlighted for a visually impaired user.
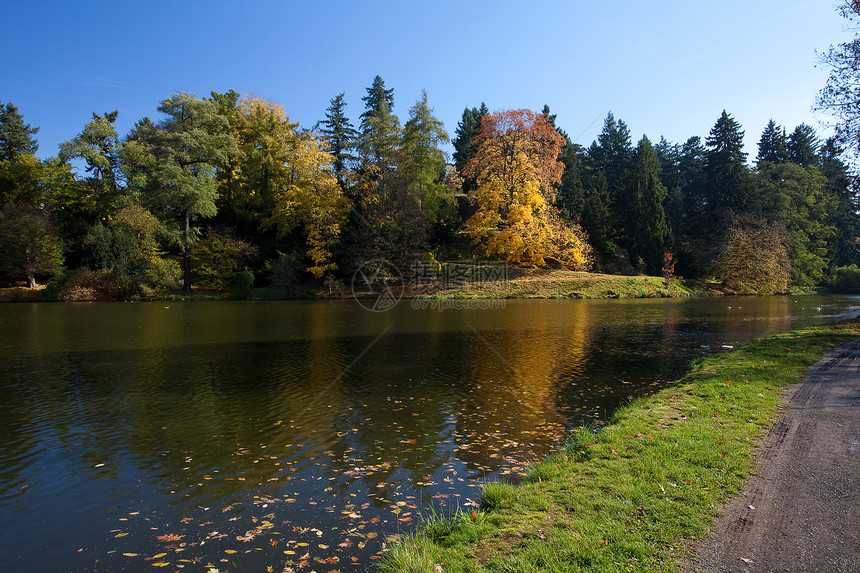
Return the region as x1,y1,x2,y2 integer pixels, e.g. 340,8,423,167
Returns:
2,1,851,162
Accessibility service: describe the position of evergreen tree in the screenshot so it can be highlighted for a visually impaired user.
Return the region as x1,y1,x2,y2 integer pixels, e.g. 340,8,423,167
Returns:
400,90,450,220
452,103,488,191
580,171,615,263
787,123,819,167
0,102,39,162
821,137,860,268
756,119,787,164
626,136,672,274
704,111,751,215
358,75,400,173
320,92,357,185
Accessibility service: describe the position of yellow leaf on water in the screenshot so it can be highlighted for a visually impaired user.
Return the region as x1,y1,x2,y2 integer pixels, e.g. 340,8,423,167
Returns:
152,553,167,559
152,563,170,568
122,553,138,557
224,550,237,554
114,533,129,538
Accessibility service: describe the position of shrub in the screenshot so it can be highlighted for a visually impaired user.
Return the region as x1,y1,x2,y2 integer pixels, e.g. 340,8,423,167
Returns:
229,269,255,299
832,264,860,292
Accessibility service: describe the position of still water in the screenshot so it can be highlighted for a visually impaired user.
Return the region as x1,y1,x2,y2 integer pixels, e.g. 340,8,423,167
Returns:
1,296,858,572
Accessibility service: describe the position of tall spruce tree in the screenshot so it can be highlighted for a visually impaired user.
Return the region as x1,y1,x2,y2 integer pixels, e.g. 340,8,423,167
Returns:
756,119,788,164
626,136,672,274
821,136,860,268
0,102,39,162
452,103,488,192
358,75,400,173
704,111,751,215
320,93,357,186
787,123,819,167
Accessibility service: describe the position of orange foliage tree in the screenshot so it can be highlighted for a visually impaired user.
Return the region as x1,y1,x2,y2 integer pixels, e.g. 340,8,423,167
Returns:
463,109,591,268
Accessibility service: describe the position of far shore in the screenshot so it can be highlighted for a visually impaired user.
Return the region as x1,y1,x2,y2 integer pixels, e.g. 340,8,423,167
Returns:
0,268,833,304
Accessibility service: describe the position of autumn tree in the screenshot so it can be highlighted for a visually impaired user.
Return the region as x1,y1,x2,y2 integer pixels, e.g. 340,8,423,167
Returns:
263,126,349,279
713,215,791,295
464,109,590,267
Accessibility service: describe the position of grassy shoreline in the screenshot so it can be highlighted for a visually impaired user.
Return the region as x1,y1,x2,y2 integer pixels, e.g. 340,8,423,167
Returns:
376,319,860,572
0,269,717,302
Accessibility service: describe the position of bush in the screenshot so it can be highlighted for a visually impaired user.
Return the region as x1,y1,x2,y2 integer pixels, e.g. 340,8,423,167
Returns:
44,269,120,301
832,264,860,292
229,269,255,299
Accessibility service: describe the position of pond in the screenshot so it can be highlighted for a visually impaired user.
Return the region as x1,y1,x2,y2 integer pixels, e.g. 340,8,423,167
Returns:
1,295,858,572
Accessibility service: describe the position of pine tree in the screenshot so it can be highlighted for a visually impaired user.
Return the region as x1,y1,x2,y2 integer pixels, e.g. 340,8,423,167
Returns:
821,137,860,268
0,102,39,162
704,111,750,215
358,75,400,173
787,123,819,167
452,103,488,191
320,93,357,185
626,136,672,274
756,119,787,164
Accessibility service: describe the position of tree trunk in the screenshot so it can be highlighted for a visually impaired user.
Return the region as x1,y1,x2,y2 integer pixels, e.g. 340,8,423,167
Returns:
182,210,192,295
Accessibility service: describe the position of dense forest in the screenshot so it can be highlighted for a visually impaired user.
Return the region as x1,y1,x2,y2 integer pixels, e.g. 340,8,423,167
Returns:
1,71,859,299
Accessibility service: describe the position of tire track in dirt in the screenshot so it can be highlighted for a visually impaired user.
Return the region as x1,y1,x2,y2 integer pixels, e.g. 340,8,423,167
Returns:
685,340,860,573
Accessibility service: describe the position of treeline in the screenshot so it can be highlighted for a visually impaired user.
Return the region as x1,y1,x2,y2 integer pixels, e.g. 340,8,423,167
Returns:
0,76,857,299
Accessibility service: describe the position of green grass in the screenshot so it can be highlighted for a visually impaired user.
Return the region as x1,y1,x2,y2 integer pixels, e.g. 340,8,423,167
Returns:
413,269,710,300
374,319,860,572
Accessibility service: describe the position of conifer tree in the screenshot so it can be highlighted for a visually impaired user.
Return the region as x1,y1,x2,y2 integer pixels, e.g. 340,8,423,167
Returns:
756,119,788,164
0,102,39,162
704,111,750,215
787,123,819,167
626,136,672,274
320,93,357,186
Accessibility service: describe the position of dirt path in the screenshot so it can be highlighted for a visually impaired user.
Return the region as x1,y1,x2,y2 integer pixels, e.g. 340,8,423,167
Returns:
685,339,860,572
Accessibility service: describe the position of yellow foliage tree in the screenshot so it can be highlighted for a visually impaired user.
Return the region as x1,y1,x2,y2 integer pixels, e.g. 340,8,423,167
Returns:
233,97,348,278
463,109,591,268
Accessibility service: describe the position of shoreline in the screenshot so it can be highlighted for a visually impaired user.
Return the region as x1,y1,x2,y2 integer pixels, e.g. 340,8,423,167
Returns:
375,319,860,572
0,269,757,303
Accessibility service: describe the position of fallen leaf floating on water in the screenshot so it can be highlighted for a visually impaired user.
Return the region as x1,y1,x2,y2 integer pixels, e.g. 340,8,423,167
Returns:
156,533,182,542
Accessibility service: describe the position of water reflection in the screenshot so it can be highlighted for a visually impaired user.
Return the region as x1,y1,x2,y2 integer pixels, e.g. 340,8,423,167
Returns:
0,296,857,572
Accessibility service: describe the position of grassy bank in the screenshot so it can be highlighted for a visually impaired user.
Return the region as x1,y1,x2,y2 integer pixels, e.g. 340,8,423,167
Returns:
409,269,709,300
376,319,860,572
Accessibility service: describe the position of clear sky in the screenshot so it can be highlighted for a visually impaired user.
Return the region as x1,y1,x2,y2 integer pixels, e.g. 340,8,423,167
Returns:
2,0,852,162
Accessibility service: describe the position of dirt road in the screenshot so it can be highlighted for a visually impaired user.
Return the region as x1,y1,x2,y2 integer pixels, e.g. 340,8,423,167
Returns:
686,339,860,573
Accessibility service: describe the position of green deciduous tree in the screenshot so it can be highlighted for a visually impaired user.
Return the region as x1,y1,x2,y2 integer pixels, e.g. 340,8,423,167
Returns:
126,92,238,294
0,203,63,287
